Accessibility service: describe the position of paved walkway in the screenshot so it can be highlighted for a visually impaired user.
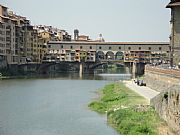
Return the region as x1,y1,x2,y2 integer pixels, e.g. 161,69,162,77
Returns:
124,80,160,104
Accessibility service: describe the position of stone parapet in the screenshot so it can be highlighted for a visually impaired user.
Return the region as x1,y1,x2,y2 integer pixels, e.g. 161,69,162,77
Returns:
145,66,180,78
145,66,180,92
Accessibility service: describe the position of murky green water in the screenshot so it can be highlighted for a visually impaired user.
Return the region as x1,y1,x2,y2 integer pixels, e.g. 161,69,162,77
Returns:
0,70,131,135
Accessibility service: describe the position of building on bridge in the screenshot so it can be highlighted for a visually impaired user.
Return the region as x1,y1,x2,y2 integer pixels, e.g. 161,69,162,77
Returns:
46,41,170,64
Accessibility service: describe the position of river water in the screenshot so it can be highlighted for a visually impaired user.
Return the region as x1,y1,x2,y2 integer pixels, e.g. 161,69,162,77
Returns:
0,69,131,135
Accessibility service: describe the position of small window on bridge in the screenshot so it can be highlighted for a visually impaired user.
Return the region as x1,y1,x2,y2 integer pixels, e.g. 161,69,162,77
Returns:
80,46,83,49
139,47,141,50
71,46,73,49
99,46,102,49
90,46,92,49
61,45,63,49
119,47,121,50
109,46,111,50
128,47,131,50
159,47,162,50
149,47,151,50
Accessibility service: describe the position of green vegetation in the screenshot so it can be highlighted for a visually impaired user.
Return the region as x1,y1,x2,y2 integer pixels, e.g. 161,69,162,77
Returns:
108,107,160,135
88,83,147,114
88,82,161,135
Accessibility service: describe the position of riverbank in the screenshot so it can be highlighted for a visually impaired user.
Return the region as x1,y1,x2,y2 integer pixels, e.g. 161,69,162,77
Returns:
88,82,174,135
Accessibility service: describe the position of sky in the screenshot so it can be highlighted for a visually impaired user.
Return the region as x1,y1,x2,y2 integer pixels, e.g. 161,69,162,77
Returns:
1,0,171,42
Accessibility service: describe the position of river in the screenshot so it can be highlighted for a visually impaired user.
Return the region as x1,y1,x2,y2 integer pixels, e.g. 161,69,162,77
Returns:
0,69,131,135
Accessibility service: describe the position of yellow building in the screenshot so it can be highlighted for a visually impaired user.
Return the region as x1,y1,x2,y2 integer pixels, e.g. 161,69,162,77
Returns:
75,50,80,62
37,31,50,63
39,31,50,40
80,50,87,62
38,38,47,63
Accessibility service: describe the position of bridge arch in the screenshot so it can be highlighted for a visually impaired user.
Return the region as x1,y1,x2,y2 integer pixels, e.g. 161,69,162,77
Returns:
96,51,105,60
106,51,115,60
115,51,124,60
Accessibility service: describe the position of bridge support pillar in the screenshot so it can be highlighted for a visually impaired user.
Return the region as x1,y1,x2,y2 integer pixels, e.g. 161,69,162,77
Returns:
136,63,145,75
79,63,83,78
132,62,136,79
132,62,145,78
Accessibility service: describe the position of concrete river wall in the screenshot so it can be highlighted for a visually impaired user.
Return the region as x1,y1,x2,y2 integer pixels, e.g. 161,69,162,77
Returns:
144,66,180,134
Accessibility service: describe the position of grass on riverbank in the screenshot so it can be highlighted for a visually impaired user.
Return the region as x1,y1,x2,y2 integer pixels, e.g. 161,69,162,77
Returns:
107,107,160,135
88,82,161,135
88,82,147,114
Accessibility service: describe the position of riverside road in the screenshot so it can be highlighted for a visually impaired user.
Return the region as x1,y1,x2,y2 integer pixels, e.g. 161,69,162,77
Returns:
124,80,160,104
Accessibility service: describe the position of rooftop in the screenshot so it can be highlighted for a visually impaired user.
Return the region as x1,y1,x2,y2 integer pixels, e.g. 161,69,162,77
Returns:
0,4,8,9
166,1,180,8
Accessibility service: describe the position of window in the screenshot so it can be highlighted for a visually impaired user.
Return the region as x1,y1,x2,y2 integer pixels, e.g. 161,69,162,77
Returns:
149,47,151,50
61,45,63,49
90,46,92,49
119,47,121,50
70,46,73,49
109,46,111,50
99,46,102,49
128,47,131,50
159,47,162,50
80,46,82,49
139,47,141,50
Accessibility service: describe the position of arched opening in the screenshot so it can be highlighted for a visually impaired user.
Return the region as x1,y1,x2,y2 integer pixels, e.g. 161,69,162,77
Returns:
106,51,115,60
115,51,124,60
96,51,105,60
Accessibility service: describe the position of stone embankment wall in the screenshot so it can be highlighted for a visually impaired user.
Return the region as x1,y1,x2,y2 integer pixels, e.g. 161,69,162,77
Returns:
151,87,180,134
144,66,180,134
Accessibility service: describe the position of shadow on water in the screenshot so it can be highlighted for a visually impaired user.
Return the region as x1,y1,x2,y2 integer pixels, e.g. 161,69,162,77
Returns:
1,66,132,81
38,66,132,81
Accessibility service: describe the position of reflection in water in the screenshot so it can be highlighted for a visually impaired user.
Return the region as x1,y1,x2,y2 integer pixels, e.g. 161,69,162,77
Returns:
0,66,130,135
38,66,131,81
97,73,131,81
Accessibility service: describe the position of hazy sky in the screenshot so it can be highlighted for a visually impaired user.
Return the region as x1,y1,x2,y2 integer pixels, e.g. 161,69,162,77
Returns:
1,0,171,42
